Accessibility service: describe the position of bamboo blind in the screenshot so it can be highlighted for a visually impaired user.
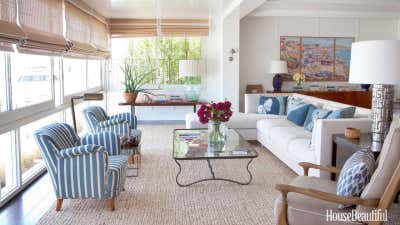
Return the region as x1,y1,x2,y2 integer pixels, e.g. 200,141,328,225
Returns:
0,0,25,51
110,18,209,37
18,0,68,54
91,17,109,51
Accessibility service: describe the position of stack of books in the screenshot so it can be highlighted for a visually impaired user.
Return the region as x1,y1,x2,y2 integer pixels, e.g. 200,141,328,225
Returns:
169,95,183,102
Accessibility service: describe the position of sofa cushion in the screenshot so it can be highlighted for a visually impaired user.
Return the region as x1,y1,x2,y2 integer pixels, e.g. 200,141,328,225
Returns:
186,112,284,129
327,107,356,119
287,138,314,162
274,176,357,225
336,150,375,209
257,96,287,115
304,107,332,132
287,102,311,126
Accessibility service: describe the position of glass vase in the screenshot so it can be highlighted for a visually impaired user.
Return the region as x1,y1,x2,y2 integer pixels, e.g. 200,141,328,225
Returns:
208,120,225,145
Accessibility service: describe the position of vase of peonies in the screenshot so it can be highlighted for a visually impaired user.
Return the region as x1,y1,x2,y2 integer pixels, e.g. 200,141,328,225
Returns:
197,101,233,145
293,73,306,90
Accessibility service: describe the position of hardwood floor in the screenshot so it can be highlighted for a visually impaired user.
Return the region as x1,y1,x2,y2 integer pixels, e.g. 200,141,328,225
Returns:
0,173,55,225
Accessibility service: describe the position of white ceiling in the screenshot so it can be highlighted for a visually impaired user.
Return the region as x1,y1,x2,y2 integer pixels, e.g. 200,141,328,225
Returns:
81,0,230,19
251,0,400,18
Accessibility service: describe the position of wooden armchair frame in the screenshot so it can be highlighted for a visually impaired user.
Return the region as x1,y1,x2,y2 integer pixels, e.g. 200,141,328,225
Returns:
275,162,400,225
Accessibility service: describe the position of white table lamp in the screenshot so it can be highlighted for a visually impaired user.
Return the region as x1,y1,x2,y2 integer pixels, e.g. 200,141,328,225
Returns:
349,40,400,151
269,60,288,91
179,60,204,78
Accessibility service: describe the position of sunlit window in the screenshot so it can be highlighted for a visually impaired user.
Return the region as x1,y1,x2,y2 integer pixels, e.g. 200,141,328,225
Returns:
19,113,61,183
88,59,102,88
0,52,6,112
64,57,87,95
10,53,52,109
0,131,16,198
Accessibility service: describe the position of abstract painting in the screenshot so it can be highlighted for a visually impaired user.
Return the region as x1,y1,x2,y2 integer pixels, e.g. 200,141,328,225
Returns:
280,36,354,81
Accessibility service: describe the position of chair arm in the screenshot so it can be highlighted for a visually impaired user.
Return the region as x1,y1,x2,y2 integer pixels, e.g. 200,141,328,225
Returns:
109,112,137,129
58,144,105,158
98,119,126,128
298,162,341,176
275,184,379,207
79,132,121,156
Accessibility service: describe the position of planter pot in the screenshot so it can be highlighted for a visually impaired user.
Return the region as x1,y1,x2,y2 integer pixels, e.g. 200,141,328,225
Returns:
124,92,138,103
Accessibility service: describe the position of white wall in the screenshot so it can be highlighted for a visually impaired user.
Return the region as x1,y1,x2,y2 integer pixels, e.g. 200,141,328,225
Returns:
239,16,400,111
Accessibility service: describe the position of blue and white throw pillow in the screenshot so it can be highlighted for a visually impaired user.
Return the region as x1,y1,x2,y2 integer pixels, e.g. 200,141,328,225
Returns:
336,149,375,209
257,96,288,115
286,99,310,126
304,107,332,132
327,107,356,119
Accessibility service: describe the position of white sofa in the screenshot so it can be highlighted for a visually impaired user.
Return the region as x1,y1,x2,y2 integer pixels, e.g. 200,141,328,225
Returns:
185,93,372,178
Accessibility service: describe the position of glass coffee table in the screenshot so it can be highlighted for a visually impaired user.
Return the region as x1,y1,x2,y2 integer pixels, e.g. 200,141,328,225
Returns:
173,128,258,187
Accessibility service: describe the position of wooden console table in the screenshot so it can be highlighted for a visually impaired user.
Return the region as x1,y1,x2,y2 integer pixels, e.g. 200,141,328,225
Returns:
267,91,372,108
119,101,206,116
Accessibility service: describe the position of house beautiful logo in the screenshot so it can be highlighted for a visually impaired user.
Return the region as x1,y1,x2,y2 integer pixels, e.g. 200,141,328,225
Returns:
326,209,387,222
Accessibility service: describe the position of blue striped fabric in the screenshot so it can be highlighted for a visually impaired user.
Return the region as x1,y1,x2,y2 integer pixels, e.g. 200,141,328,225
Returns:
79,132,121,156
34,123,127,200
82,106,139,138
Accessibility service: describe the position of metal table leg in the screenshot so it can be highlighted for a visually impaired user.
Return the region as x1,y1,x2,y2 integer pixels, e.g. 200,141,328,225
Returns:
174,158,254,187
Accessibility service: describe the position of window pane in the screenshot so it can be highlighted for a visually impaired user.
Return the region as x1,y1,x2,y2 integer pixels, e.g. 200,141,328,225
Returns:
66,102,88,136
10,53,52,109
64,58,86,95
20,113,61,183
0,52,6,112
0,131,16,198
88,59,101,88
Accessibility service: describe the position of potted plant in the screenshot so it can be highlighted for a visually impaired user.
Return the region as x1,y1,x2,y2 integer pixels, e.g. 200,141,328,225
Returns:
121,58,153,103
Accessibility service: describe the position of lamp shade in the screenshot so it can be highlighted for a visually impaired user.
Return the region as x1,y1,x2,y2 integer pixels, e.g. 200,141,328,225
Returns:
179,60,203,78
269,60,288,74
349,40,400,84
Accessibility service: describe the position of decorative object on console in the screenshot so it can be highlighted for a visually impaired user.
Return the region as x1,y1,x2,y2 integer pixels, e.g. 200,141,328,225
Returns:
257,96,287,115
269,60,287,91
246,84,264,93
197,101,233,145
349,40,400,151
179,59,203,102
280,36,353,81
70,93,103,133
344,127,361,139
292,73,305,90
336,149,375,209
360,84,371,92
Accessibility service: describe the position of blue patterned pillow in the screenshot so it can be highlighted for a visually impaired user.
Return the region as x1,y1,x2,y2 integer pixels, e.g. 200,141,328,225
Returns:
327,107,356,119
286,100,310,126
257,96,288,115
304,107,332,132
336,150,375,209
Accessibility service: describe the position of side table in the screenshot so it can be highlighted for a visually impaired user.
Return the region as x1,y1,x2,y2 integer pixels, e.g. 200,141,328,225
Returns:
123,145,141,177
332,133,379,181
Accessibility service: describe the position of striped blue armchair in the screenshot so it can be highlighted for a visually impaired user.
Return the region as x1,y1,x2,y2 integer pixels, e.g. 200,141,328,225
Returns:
34,123,127,211
82,106,141,140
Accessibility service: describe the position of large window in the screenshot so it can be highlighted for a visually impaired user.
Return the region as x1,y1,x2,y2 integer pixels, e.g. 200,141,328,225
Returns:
88,59,102,88
0,132,16,198
112,37,202,85
0,53,6,112
10,54,52,109
64,58,87,95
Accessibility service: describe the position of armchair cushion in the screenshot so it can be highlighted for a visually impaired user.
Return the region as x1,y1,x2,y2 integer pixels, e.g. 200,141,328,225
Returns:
336,150,375,209
58,145,105,158
274,176,358,225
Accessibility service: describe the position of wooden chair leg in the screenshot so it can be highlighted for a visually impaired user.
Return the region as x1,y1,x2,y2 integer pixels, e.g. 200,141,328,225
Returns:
107,198,115,211
56,198,63,211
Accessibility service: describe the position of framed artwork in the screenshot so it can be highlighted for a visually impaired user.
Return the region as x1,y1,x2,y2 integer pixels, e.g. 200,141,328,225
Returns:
280,36,354,81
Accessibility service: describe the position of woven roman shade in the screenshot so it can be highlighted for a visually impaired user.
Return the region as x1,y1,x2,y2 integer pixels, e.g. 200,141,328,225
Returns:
65,1,97,56
110,19,157,37
110,19,209,37
160,19,209,36
91,17,110,58
18,0,68,54
0,0,24,51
